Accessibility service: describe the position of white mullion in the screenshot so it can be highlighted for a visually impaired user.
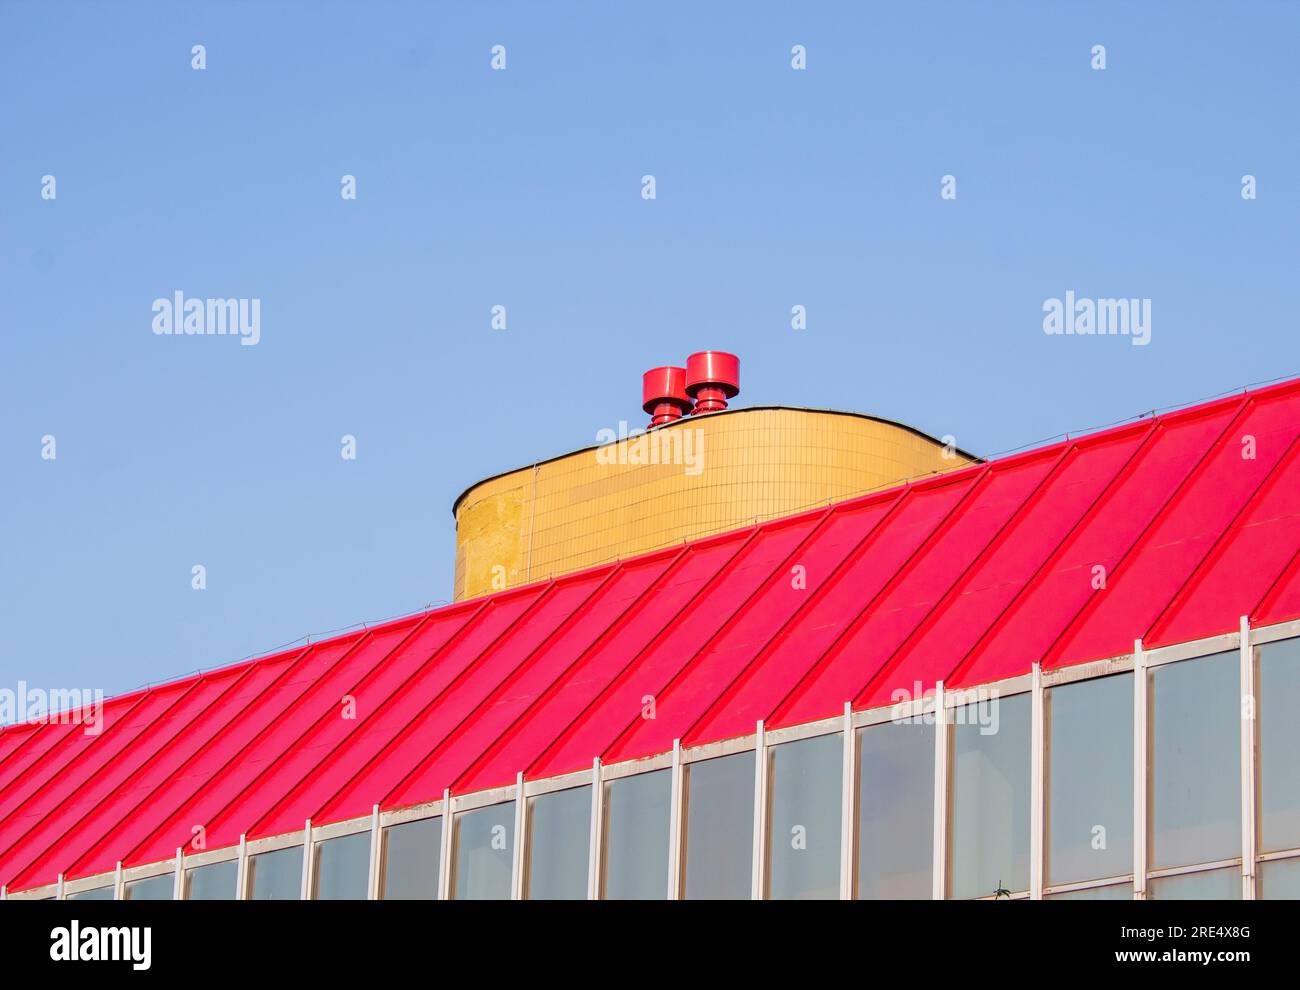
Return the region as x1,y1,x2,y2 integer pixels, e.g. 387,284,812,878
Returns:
751,719,768,900
437,789,453,900
1133,639,1149,899
932,682,949,900
173,847,184,901
367,804,381,900
511,772,527,900
1030,662,1045,899
300,818,313,900
114,860,124,900
587,757,603,900
668,739,684,899
57,873,65,901
839,702,856,900
1240,616,1258,899
235,834,248,899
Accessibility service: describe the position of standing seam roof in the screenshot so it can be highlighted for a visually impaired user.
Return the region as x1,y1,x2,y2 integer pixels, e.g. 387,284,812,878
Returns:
3,379,1300,891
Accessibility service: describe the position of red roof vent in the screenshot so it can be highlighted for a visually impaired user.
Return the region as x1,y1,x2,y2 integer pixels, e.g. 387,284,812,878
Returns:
685,350,740,414
642,365,691,427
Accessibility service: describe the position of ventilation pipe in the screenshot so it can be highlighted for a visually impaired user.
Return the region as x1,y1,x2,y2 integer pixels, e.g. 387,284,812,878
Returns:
642,365,692,427
685,351,740,414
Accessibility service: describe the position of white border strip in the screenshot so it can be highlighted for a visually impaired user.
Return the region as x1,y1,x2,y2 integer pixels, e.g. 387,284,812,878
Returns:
1133,640,1148,899
587,757,603,900
932,681,948,900
839,702,855,900
1030,662,1045,899
752,719,768,900
1241,615,1258,899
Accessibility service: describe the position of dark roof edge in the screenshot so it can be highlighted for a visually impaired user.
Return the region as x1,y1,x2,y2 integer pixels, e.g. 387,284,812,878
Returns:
449,405,982,517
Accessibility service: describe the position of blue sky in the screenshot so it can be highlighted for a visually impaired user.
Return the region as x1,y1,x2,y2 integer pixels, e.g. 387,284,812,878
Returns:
2,1,1298,701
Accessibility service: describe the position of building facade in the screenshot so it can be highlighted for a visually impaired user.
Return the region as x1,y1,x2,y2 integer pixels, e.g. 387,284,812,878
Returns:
3,372,1300,901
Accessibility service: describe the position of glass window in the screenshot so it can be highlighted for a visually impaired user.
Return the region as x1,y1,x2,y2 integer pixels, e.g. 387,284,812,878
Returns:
452,802,514,900
950,692,1031,898
602,770,670,899
1259,856,1300,899
1259,637,1300,852
124,874,173,900
67,885,114,900
857,718,933,899
185,860,237,900
1044,883,1133,901
526,785,590,900
248,846,303,900
1046,674,1133,885
684,751,754,900
1148,867,1241,900
313,831,370,900
767,733,842,900
381,817,442,900
1150,651,1240,869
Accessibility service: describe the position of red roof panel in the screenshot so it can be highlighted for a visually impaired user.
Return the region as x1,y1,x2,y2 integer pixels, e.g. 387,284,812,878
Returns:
4,379,1300,892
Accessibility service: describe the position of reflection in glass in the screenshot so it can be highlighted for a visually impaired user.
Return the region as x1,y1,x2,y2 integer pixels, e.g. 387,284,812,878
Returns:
248,846,303,900
185,860,237,900
603,770,670,899
1259,856,1300,900
767,733,841,900
453,802,514,900
66,886,114,900
313,831,370,900
1148,867,1241,900
857,718,933,899
684,751,753,900
124,874,173,900
1046,674,1132,884
1044,883,1133,901
1150,652,1240,869
526,786,590,900
1259,637,1300,852
381,817,442,900
951,693,1031,899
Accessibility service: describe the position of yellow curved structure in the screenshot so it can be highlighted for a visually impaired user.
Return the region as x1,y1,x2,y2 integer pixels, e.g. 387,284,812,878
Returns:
452,407,976,601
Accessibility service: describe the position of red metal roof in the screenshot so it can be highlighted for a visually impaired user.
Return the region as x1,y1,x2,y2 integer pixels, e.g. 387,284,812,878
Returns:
4,378,1300,892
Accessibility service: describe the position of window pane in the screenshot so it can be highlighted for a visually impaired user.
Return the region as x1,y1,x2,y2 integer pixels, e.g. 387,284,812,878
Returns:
453,802,514,900
67,886,114,900
1148,867,1241,900
185,860,237,900
603,770,670,899
767,733,842,900
248,846,303,900
124,874,173,900
951,693,1030,898
1047,674,1133,884
1044,883,1133,901
381,817,442,900
313,831,370,900
684,751,754,900
1150,652,1240,869
526,785,590,900
1259,637,1300,852
1259,857,1300,899
857,718,933,899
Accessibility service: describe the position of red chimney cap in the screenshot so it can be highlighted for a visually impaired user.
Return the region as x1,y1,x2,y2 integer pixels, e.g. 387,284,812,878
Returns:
685,351,740,398
642,365,690,413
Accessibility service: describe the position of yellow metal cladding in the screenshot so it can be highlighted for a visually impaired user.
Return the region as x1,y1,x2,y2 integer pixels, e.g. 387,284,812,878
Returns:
452,407,976,601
